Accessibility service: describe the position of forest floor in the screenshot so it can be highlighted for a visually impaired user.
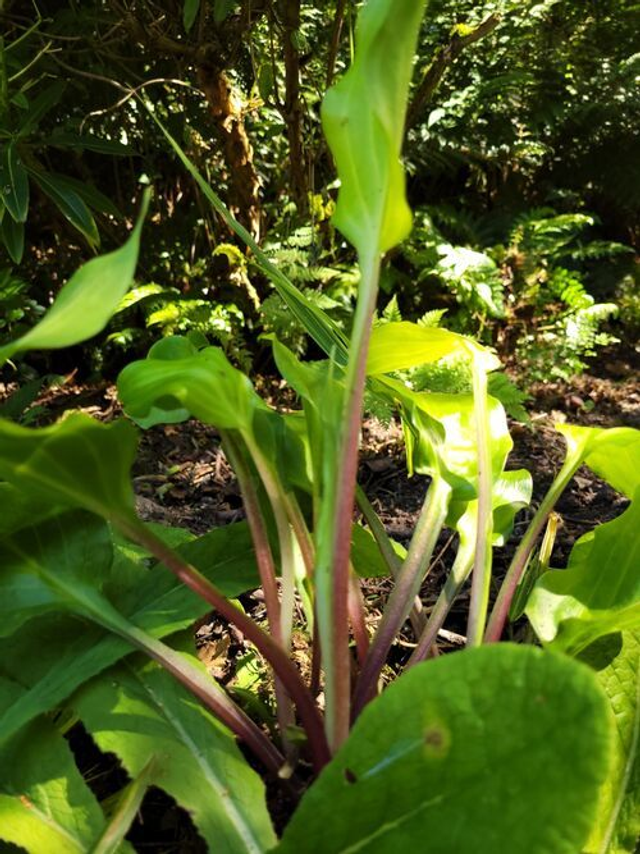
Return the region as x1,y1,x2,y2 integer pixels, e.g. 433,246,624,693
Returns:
2,351,638,849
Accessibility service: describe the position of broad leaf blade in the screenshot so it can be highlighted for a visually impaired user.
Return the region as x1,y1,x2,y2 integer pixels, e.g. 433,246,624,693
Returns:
0,414,137,521
0,190,149,365
527,496,640,655
75,656,276,854
277,645,612,854
0,677,105,854
367,322,501,375
581,632,640,854
117,336,262,431
0,520,260,743
321,0,427,256
556,424,640,499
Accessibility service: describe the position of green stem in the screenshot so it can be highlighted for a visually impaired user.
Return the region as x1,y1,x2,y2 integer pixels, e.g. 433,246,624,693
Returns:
317,250,380,752
407,541,474,667
352,477,451,717
222,433,282,643
222,432,297,760
356,483,426,635
484,456,581,643
116,515,331,771
466,365,494,647
78,596,284,775
92,758,157,854
244,435,297,651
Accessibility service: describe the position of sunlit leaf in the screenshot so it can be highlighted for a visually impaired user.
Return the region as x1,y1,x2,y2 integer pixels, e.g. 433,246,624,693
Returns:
75,654,277,853
581,631,640,854
278,645,612,853
321,0,427,256
527,495,640,655
0,190,148,365
0,676,106,854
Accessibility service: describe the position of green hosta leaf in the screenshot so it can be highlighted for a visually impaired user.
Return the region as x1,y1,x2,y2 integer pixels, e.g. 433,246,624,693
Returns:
0,414,137,521
0,191,148,365
0,520,259,743
277,645,612,854
0,210,24,264
557,424,640,499
581,631,640,854
0,144,29,222
367,322,501,375
183,0,200,31
30,169,100,247
321,0,427,256
0,676,106,854
526,496,640,655
118,336,263,430
74,655,276,854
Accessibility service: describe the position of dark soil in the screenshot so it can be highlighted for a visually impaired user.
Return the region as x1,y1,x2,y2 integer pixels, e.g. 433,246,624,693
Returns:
1,361,637,849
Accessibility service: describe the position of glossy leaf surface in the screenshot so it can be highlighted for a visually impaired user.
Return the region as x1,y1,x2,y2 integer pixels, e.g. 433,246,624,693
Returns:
0,143,29,222
278,645,611,853
118,336,263,431
367,321,500,375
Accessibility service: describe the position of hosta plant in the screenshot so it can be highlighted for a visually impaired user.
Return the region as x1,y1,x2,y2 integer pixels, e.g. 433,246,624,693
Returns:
0,2,639,852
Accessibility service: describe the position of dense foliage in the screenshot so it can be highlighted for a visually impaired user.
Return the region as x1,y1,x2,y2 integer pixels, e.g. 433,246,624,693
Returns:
0,0,637,386
0,2,638,852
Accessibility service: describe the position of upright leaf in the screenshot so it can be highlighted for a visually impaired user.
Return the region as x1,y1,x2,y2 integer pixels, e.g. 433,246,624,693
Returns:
277,645,612,853
0,190,149,365
581,632,640,854
75,655,276,854
321,0,426,255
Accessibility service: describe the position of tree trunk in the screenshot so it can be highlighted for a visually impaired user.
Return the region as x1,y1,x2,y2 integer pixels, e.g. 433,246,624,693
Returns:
197,61,262,241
